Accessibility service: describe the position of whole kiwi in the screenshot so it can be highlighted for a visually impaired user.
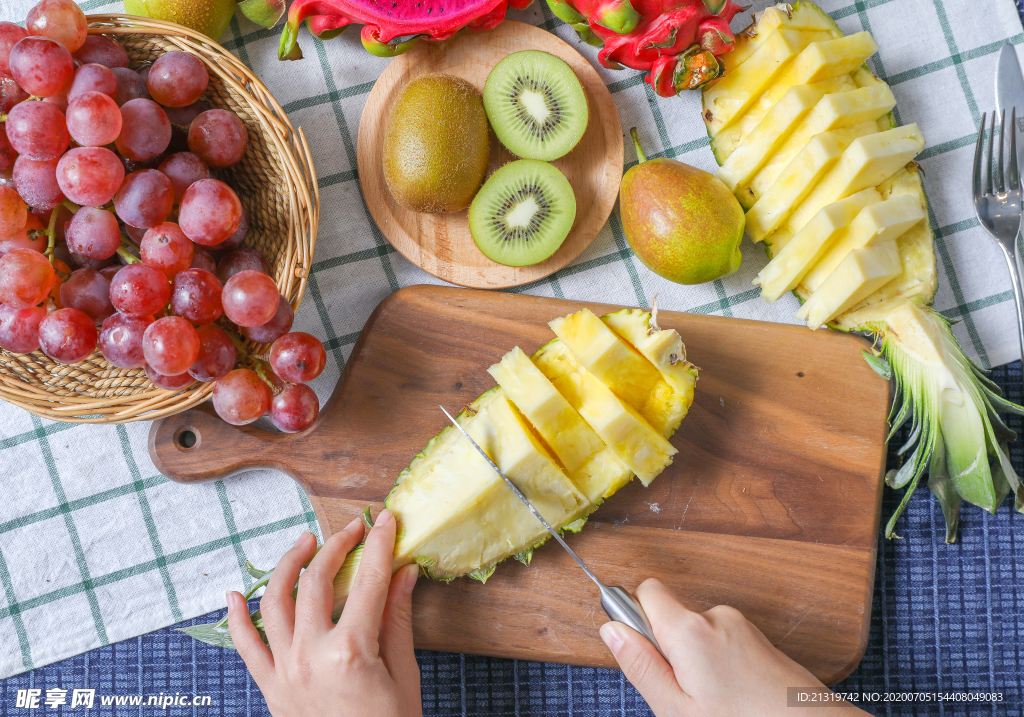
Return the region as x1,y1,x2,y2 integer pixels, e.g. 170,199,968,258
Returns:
382,74,490,214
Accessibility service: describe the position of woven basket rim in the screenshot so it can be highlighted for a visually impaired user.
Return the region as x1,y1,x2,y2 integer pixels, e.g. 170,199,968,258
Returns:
0,15,320,424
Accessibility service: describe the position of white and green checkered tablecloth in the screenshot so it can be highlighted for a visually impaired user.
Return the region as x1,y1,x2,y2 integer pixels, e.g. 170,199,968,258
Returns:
1,0,1022,679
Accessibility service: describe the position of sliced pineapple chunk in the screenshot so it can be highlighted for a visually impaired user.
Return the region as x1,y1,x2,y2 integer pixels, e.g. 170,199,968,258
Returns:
765,124,925,248
756,187,882,303
533,340,677,486
744,84,896,214
702,27,836,137
797,239,903,329
387,389,589,579
851,65,897,131
600,308,699,407
743,121,876,227
717,32,878,156
724,2,843,73
716,79,851,188
801,193,925,292
549,308,685,436
488,346,632,504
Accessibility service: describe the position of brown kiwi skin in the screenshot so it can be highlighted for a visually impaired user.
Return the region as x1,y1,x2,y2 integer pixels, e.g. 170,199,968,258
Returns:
383,74,490,214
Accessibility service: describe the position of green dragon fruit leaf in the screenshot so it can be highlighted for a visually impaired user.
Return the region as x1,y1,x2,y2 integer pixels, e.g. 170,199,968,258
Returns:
700,0,728,15
238,0,286,29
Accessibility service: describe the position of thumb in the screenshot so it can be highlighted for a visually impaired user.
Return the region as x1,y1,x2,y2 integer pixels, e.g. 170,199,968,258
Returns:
379,564,420,686
601,621,686,715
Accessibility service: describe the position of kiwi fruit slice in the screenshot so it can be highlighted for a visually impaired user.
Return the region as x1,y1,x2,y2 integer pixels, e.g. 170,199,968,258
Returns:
382,73,490,214
483,51,588,161
469,159,576,266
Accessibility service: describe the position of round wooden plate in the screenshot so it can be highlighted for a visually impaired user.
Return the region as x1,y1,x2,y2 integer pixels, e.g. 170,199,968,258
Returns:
356,21,624,289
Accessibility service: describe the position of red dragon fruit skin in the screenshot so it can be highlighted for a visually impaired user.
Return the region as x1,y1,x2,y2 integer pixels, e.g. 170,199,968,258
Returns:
275,0,740,98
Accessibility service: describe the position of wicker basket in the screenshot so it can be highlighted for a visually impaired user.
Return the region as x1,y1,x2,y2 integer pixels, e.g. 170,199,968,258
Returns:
0,15,319,424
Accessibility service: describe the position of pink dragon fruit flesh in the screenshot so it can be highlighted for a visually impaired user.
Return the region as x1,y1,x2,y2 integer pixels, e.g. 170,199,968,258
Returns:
546,0,742,95
277,0,535,60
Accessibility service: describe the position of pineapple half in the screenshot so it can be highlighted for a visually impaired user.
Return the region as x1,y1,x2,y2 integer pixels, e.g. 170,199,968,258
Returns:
703,1,1024,541
183,307,698,649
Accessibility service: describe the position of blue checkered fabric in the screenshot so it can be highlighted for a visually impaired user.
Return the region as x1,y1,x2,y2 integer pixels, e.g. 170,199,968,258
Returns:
2,360,1020,716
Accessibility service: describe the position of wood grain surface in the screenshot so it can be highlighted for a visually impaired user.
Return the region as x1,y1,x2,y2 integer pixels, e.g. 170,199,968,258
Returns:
150,285,890,684
356,21,624,289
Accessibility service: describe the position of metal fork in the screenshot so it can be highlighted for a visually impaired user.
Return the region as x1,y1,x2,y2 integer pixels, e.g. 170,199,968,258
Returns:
974,110,1024,369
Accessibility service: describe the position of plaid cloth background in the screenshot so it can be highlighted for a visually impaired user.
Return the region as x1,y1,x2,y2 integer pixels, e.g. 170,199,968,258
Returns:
1,0,1024,712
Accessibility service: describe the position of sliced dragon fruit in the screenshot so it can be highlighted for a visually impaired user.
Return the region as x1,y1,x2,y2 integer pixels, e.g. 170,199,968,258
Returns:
278,0,534,60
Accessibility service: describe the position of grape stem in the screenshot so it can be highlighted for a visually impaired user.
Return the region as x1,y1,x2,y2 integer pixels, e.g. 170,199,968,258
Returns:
116,234,141,265
42,200,80,266
222,325,283,396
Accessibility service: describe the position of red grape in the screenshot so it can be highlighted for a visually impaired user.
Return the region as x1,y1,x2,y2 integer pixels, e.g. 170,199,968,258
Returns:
65,206,120,259
56,147,124,207
209,205,248,254
143,315,199,375
5,100,69,161
158,152,209,206
187,109,248,168
60,267,114,322
140,222,193,278
72,36,128,69
188,323,236,381
178,178,241,245
147,51,208,108
116,99,171,161
65,91,122,147
0,73,29,114
98,311,152,368
119,153,165,175
163,99,211,128
111,66,148,106
0,247,55,308
68,63,117,100
0,23,29,76
99,264,119,280
42,85,67,112
221,269,278,327
27,0,88,53
213,368,270,425
269,332,326,384
114,169,173,228
270,383,319,433
12,156,63,210
216,247,270,284
169,267,221,324
0,303,45,352
0,213,44,254
241,294,293,344
108,262,170,316
0,185,27,238
38,307,96,363
145,362,193,389
70,250,114,271
0,133,15,176
9,37,74,98
189,246,216,273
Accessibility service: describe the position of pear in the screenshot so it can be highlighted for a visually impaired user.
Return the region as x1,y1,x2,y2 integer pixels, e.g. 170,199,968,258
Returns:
620,129,744,285
125,0,236,40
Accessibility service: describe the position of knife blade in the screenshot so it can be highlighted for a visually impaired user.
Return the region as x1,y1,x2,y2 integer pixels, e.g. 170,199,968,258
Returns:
996,43,1024,170
439,405,666,659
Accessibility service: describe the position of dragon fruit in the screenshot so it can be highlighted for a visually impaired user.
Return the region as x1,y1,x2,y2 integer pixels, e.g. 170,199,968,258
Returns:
277,0,536,60
546,0,744,96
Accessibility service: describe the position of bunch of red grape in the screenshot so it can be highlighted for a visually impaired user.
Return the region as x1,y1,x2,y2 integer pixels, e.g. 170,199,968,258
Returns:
0,0,325,433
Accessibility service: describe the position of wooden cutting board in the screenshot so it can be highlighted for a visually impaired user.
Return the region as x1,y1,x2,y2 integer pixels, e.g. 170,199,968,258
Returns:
149,284,889,684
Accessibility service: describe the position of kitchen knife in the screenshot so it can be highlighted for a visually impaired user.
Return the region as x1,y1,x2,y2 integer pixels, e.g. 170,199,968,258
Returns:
439,405,667,660
996,43,1024,170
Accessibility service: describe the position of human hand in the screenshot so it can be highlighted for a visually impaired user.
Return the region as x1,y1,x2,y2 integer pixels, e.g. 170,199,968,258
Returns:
227,509,422,717
600,579,869,717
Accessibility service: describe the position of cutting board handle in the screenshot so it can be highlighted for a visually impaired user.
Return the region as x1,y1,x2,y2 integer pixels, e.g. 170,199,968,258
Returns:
148,403,304,484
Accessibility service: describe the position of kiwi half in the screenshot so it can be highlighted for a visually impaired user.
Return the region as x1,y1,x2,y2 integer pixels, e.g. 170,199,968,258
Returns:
483,51,588,161
468,159,576,266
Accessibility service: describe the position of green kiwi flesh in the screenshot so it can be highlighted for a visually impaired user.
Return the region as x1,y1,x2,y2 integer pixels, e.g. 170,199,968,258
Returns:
382,73,489,214
468,159,576,267
483,51,588,161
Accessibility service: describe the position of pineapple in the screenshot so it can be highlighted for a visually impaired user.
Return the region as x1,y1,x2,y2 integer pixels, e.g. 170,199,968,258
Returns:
185,306,698,649
702,1,1024,542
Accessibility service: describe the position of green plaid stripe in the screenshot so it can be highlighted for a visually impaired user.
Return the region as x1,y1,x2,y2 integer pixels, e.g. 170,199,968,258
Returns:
1,0,1022,678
